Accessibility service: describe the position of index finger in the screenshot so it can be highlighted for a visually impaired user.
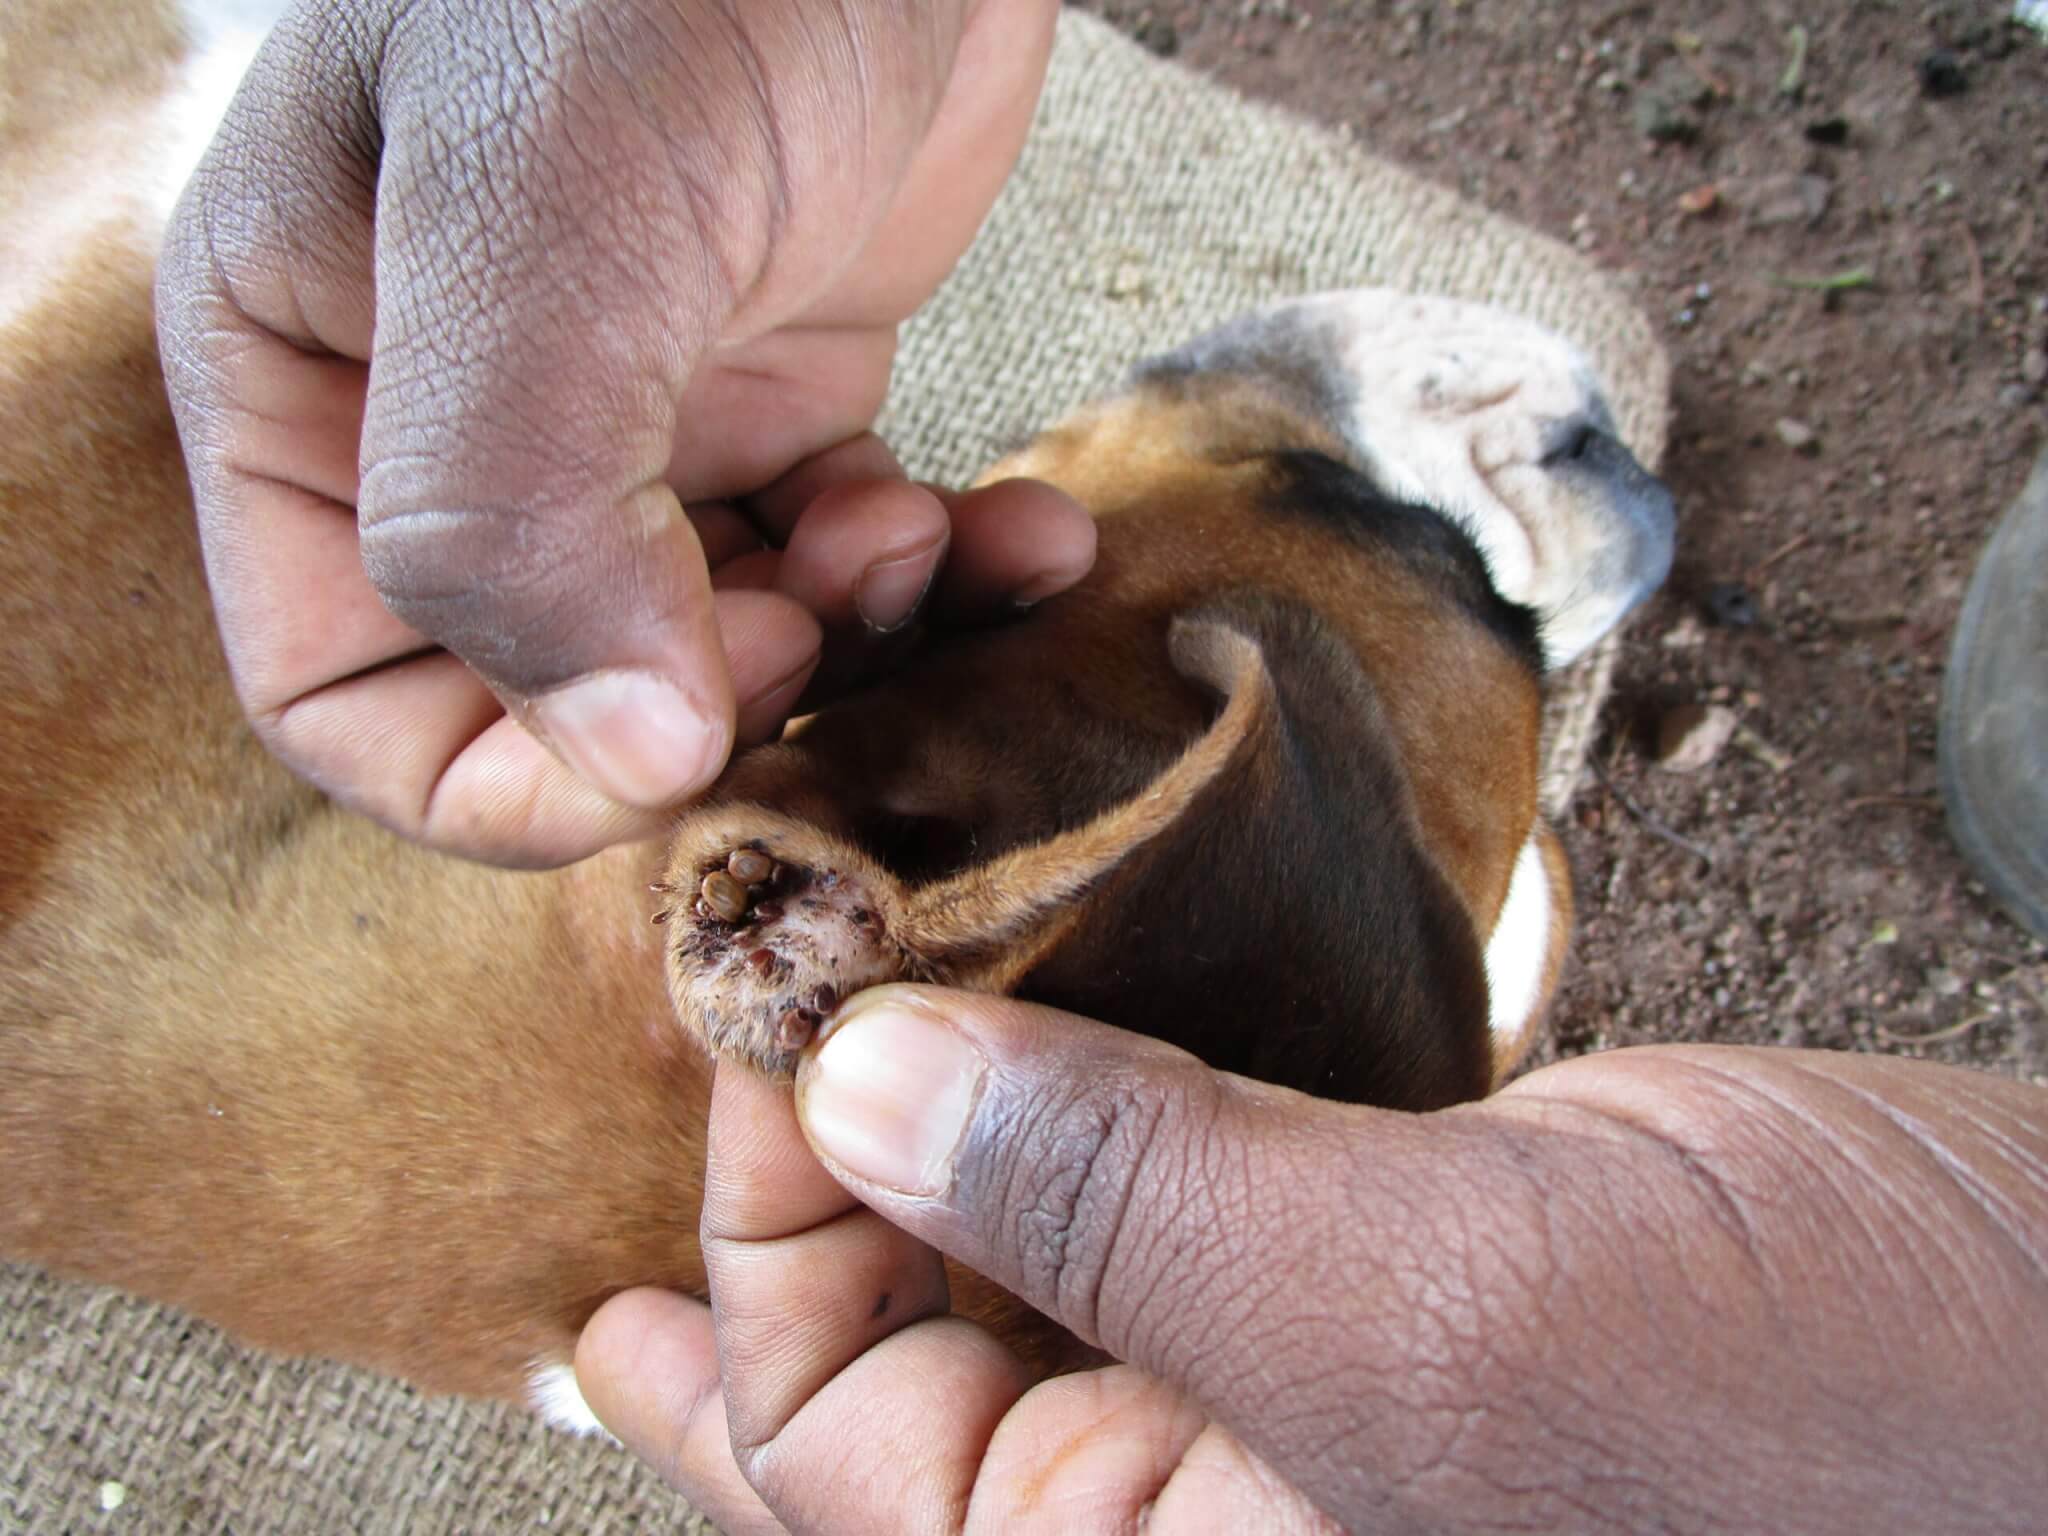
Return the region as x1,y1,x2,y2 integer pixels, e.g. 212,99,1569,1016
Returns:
697,1065,1033,1531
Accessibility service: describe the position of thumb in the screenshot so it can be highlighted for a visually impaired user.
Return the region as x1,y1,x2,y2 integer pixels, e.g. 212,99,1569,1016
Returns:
791,988,2048,1534
788,984,1499,1516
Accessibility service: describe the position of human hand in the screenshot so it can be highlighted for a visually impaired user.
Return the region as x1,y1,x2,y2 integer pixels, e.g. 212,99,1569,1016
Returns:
156,0,1088,867
578,987,2048,1534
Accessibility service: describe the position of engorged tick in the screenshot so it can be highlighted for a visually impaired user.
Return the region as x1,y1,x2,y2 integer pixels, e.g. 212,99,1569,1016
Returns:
699,872,748,924
775,1009,816,1053
727,848,775,885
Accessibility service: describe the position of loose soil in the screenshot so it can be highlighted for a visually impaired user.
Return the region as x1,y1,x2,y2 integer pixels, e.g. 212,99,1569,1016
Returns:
1080,0,2048,1082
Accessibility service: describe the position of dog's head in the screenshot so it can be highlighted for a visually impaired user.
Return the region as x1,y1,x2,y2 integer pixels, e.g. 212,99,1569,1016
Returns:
676,290,1672,1108
1008,288,1674,672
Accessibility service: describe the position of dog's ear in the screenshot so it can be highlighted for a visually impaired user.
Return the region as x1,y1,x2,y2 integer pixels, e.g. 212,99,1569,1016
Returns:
890,606,1282,988
900,590,1493,1110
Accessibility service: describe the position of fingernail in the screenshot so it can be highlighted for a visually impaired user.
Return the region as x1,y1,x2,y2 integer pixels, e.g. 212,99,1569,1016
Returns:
1008,567,1086,610
530,671,729,808
798,992,986,1196
733,647,821,745
855,547,940,634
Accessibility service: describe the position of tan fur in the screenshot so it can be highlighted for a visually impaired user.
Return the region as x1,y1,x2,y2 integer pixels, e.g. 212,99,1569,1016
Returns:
0,246,1560,1402
2,237,702,1399
0,17,1578,1407
1,1,187,328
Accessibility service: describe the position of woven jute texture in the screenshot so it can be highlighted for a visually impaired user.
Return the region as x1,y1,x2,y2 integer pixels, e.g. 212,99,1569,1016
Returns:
2,11,1667,1533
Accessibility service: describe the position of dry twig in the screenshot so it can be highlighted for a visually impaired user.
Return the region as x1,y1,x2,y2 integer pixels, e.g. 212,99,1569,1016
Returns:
1957,219,1985,309
1591,757,1716,866
1877,1012,1995,1046
1778,24,1809,97
1769,267,1875,292
1733,723,1795,774
1843,794,1941,813
1750,530,1813,580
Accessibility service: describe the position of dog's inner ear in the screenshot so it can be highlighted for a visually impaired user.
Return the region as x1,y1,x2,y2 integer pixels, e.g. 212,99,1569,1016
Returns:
851,809,981,888
880,612,1277,992
888,590,1493,1109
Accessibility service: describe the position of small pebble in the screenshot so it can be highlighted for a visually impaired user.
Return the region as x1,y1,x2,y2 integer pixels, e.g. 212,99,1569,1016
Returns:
1730,173,1831,228
1775,417,1819,453
1916,51,1968,98
1926,967,1965,998
1133,17,1178,56
1661,612,1708,649
99,1483,127,1513
1677,183,1720,215
1704,582,1759,628
1634,90,1697,142
1656,703,1740,772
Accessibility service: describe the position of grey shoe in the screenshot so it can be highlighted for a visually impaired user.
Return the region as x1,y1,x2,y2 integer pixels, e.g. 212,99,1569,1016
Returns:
1940,445,2048,940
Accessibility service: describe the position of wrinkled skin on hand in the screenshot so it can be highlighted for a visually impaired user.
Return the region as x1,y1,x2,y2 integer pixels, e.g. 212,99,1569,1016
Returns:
579,990,2048,1535
158,0,1088,866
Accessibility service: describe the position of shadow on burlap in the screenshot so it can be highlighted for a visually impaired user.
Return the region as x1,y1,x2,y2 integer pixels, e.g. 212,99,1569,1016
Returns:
1,10,1667,1532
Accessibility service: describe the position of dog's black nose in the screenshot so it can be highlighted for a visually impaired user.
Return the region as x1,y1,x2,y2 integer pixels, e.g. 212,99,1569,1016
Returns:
1547,415,1676,612
1543,415,1603,467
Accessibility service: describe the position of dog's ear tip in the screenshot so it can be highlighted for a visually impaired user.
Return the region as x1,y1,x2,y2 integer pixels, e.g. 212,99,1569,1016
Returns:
1166,589,1276,650
1166,589,1352,695
1165,602,1273,703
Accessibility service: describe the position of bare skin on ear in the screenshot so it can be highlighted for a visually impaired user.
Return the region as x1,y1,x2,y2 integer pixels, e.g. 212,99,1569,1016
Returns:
657,813,909,1072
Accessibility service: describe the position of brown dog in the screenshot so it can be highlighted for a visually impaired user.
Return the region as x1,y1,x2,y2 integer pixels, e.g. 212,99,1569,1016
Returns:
662,299,1674,1111
0,0,1671,1436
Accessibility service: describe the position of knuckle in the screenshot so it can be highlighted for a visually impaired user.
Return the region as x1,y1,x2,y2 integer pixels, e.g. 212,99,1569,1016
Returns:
979,1067,1216,1350
357,502,601,686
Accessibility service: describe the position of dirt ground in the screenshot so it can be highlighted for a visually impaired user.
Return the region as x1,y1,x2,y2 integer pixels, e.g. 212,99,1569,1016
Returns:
1079,0,2048,1082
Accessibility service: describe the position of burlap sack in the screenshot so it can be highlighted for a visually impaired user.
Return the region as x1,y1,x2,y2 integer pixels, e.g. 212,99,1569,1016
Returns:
1,11,1668,1532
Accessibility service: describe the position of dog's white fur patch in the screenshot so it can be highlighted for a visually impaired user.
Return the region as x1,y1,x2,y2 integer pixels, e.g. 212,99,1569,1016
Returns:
1316,295,1604,654
154,7,279,226
1483,833,1552,1051
0,3,273,334
1150,290,1672,669
527,1360,615,1440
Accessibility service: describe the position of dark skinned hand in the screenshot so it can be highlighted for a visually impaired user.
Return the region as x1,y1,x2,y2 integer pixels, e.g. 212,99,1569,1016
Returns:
156,0,1092,866
579,986,2048,1533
